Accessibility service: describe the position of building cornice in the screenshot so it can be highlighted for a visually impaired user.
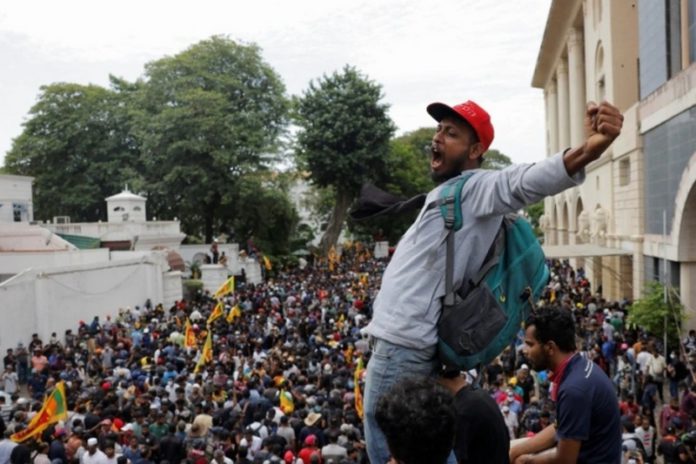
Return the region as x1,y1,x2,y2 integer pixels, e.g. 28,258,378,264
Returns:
531,0,583,89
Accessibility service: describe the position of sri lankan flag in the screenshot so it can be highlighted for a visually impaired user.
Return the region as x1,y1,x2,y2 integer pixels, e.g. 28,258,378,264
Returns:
184,319,197,349
263,255,272,271
213,276,235,299
207,301,224,326
354,357,365,419
226,305,242,323
279,389,294,414
11,381,68,442
194,331,214,374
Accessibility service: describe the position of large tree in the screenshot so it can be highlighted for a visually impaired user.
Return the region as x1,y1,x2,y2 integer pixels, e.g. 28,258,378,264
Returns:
5,82,139,221
294,66,395,253
134,36,289,242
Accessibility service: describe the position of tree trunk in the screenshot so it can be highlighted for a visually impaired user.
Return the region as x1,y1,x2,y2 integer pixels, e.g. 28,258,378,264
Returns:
204,214,214,245
204,192,221,244
320,188,353,255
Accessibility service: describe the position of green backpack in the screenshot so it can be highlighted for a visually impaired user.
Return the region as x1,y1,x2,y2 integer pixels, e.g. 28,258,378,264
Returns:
432,174,549,370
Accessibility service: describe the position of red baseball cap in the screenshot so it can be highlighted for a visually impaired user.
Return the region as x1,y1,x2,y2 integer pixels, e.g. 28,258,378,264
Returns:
427,100,495,151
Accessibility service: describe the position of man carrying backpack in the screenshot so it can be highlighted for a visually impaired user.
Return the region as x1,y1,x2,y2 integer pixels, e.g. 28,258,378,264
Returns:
362,99,623,464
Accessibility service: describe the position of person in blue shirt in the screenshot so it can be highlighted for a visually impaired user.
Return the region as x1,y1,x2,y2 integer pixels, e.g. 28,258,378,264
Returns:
510,307,621,463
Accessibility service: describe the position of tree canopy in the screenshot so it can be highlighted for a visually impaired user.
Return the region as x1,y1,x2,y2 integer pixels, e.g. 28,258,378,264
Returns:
134,36,290,242
5,82,138,222
294,66,395,252
5,36,297,251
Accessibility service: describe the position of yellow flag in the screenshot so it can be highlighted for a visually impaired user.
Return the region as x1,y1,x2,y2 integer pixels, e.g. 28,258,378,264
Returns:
263,255,272,271
11,382,68,442
354,357,365,419
279,389,294,414
194,331,213,374
213,276,235,299
184,319,197,349
226,304,242,323
207,301,224,325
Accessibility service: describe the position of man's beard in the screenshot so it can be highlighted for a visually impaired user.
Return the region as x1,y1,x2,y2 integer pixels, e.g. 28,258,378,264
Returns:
431,166,463,184
430,148,471,184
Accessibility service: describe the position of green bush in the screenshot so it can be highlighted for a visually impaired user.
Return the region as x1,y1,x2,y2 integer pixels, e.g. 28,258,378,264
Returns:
627,281,686,348
182,279,204,300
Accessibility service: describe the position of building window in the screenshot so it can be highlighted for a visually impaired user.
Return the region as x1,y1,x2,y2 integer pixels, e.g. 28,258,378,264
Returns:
619,158,631,186
667,0,683,77
133,206,142,211
12,203,23,222
114,206,124,212
638,0,669,97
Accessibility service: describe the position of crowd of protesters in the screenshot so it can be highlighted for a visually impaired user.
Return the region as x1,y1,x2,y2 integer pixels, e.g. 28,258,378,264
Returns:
3,245,696,463
0,243,380,464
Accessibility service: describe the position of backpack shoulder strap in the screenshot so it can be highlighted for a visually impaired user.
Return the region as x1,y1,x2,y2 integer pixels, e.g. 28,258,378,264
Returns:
435,173,475,306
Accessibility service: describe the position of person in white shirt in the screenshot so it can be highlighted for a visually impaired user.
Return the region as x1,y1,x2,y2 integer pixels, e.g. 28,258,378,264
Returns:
502,405,518,439
212,448,234,464
636,348,653,374
81,438,108,464
634,415,656,461
1,366,18,395
646,344,667,402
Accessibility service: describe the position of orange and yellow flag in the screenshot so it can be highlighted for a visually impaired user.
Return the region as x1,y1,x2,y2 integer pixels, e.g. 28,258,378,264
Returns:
263,255,272,271
11,382,68,442
213,276,235,300
279,389,294,414
226,305,242,323
354,357,365,419
207,301,224,326
194,331,213,374
184,319,197,349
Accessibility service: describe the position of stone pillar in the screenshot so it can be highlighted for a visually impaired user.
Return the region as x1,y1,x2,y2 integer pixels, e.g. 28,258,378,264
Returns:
620,256,633,300
681,262,696,331
545,198,556,246
200,264,229,295
567,28,587,147
545,80,559,156
556,59,571,150
632,237,645,301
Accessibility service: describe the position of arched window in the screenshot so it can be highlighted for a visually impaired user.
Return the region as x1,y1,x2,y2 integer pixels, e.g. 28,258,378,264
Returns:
114,206,125,212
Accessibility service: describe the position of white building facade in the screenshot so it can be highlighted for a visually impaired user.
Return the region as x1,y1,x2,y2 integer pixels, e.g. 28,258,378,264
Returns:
534,0,696,319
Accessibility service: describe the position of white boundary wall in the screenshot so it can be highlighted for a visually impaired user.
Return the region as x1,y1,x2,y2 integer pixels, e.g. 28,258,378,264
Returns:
0,253,182,354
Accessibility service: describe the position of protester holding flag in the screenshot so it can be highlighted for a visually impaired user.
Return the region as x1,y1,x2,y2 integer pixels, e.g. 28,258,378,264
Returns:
11,381,67,443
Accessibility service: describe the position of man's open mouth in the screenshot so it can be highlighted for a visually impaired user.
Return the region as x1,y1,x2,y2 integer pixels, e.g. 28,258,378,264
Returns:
431,145,443,170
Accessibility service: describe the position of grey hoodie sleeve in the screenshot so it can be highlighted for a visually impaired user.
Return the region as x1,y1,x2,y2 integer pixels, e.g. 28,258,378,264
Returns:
464,151,584,218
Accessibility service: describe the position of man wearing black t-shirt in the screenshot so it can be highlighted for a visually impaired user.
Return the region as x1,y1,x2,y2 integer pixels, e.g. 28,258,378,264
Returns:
510,307,621,464
439,371,510,464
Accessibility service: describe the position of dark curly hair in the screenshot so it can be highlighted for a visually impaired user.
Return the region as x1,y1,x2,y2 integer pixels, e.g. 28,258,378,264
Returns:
375,377,455,464
526,306,576,352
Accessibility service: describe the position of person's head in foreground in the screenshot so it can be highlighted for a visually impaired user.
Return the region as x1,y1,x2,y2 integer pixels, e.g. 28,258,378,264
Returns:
523,306,576,372
375,376,455,464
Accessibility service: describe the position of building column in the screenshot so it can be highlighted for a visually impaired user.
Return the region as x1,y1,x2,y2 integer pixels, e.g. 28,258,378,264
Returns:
567,28,587,147
681,262,696,331
546,80,559,156
556,59,571,150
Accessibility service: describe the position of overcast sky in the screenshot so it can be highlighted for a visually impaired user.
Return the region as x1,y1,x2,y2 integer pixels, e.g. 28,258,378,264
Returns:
0,0,552,168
